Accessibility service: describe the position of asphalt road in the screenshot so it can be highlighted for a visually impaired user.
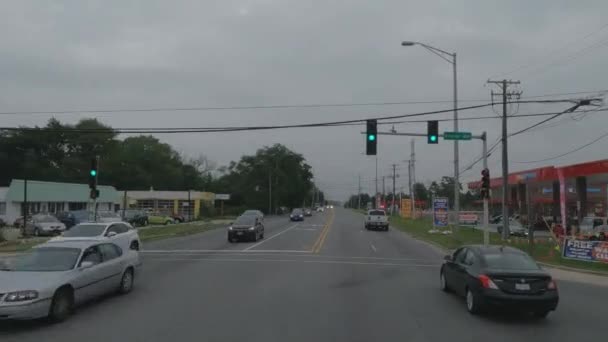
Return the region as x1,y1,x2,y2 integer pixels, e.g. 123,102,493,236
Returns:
1,208,606,341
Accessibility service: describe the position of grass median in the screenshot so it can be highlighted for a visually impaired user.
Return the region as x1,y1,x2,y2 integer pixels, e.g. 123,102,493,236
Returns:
387,215,608,274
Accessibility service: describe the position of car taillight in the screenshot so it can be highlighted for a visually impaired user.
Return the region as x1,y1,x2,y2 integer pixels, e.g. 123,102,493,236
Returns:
478,274,499,289
547,279,557,290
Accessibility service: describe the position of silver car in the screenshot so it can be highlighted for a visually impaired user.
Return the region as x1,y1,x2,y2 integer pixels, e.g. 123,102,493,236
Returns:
23,214,67,236
0,239,140,321
51,222,142,251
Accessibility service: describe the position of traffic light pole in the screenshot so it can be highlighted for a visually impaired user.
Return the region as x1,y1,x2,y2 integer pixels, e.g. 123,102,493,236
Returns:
93,155,99,222
482,132,489,246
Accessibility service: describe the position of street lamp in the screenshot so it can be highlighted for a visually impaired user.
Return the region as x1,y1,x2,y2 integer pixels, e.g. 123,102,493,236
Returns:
401,40,460,225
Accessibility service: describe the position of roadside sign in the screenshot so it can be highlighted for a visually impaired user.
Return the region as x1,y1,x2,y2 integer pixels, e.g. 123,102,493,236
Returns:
215,194,230,200
433,197,449,227
401,199,412,218
443,132,472,140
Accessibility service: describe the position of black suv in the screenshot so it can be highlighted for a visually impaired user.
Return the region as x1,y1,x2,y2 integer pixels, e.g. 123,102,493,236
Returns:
123,209,149,226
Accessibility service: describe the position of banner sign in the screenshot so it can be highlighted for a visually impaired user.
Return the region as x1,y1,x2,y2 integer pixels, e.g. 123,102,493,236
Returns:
215,194,230,200
562,239,608,263
433,197,449,227
401,199,412,218
458,212,479,226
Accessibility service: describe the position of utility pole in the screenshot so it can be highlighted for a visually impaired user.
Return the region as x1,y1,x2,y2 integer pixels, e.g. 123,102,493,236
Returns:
268,171,272,215
391,164,397,215
93,155,100,222
411,139,416,218
375,156,379,209
357,175,361,209
487,79,521,240
382,176,386,205
482,132,490,246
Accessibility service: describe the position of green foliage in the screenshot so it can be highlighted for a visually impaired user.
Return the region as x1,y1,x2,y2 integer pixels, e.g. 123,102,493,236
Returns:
0,118,213,190
213,144,314,214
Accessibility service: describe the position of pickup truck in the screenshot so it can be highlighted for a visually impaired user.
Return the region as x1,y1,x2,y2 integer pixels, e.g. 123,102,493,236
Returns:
364,209,389,231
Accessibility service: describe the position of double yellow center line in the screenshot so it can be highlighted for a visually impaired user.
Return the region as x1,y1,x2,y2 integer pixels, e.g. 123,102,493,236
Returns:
311,209,335,253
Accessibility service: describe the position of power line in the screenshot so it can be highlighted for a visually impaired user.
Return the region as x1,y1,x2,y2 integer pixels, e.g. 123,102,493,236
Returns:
489,22,608,79
513,131,608,164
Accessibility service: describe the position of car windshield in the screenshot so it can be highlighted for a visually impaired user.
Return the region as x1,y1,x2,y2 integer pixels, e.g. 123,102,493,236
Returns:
4,247,81,272
34,215,59,223
62,224,107,237
483,253,540,270
292,209,302,214
72,211,92,220
243,210,260,216
369,210,385,216
99,211,119,218
234,216,256,226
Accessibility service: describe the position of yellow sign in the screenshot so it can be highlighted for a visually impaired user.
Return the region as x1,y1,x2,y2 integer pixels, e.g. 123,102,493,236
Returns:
401,199,412,218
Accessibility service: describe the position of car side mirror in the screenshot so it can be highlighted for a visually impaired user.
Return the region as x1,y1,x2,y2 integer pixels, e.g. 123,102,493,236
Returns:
107,231,117,237
444,255,452,261
80,261,95,269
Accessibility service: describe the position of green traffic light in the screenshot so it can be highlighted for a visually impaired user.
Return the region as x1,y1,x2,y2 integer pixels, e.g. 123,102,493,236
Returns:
90,170,97,177
368,134,376,142
430,135,437,142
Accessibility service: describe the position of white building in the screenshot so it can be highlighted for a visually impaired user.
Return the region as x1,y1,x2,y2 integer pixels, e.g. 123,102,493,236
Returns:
0,179,119,224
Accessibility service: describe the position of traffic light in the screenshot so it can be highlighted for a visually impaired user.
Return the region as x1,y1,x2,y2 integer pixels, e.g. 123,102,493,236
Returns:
481,168,490,199
427,120,438,144
88,158,98,189
366,119,377,155
90,189,100,200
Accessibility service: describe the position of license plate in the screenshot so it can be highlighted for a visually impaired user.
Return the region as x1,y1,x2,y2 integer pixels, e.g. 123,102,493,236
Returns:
515,283,530,291
237,232,243,236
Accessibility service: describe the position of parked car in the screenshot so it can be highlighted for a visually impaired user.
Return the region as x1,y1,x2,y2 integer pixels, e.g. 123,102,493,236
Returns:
0,239,140,321
241,209,264,222
439,245,558,317
579,216,607,239
56,210,93,229
316,206,325,213
171,214,186,223
290,208,304,221
148,211,174,225
96,211,123,223
123,209,149,226
227,215,264,242
364,209,389,231
497,219,528,237
23,214,67,237
52,222,141,251
304,208,313,217
0,218,6,228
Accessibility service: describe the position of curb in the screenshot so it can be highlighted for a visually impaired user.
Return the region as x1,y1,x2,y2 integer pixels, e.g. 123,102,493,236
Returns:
389,220,608,278
537,262,608,278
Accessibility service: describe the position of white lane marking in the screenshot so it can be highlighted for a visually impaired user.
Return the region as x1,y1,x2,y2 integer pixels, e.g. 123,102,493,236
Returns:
370,244,377,253
295,228,317,231
243,223,300,251
144,257,439,267
142,249,310,253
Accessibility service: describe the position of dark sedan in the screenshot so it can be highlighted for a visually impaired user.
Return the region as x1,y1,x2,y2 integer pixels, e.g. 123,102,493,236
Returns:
439,245,558,318
227,215,264,243
290,209,304,221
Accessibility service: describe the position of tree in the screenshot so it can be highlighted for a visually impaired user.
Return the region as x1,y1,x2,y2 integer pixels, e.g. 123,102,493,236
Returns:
214,144,313,213
413,183,428,202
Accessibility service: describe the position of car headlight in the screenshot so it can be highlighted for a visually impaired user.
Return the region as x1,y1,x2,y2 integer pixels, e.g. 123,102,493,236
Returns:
4,290,38,302
249,227,255,231
290,215,293,218
228,226,233,230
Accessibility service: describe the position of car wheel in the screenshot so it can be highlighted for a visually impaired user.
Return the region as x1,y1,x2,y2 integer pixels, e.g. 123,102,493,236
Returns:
165,220,172,225
440,270,450,292
533,310,550,319
466,289,482,315
143,220,148,226
118,268,134,295
251,232,258,242
48,287,74,323
260,231,264,239
385,226,389,231
228,236,235,243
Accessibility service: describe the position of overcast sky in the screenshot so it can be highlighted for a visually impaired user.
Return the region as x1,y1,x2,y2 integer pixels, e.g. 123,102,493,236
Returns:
1,0,607,200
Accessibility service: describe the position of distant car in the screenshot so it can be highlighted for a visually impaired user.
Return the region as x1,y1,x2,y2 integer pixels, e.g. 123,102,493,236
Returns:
241,210,264,222
290,209,304,221
56,210,93,229
148,212,174,225
0,239,140,321
228,215,264,242
316,207,325,213
304,209,313,217
365,209,389,231
123,209,149,226
171,214,186,223
440,245,558,317
497,219,528,237
23,214,67,237
52,222,141,251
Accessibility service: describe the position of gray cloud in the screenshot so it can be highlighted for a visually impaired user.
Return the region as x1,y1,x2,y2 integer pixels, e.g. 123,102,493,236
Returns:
1,0,607,200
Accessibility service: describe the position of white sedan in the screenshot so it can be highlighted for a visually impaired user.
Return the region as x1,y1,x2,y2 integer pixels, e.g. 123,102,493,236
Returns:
51,222,141,251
